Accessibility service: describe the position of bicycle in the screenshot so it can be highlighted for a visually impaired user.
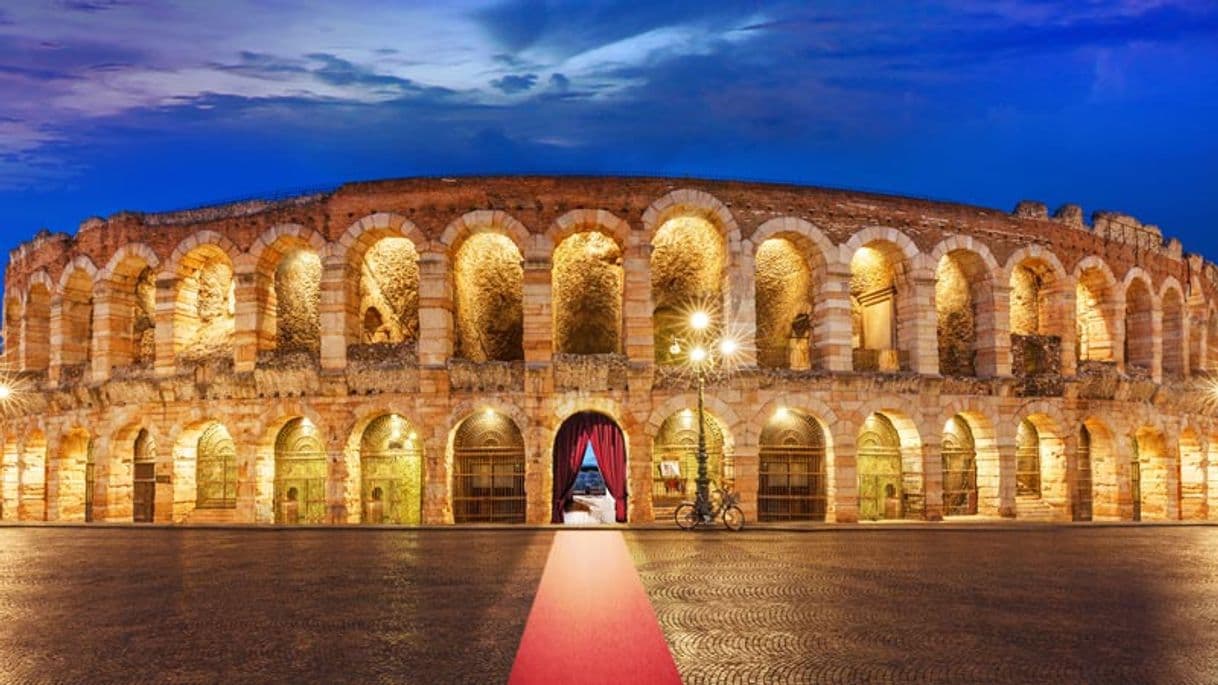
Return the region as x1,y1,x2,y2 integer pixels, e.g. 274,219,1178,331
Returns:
675,483,744,531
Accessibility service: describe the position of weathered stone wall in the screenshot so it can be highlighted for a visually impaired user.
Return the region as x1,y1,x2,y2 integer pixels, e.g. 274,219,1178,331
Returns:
1,177,1216,528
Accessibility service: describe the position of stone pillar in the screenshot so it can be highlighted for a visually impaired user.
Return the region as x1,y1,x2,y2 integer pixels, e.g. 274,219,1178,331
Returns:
416,251,452,368
232,264,258,373
326,445,348,524
318,254,347,372
730,244,756,360
622,240,653,364
819,261,854,372
1112,293,1127,374
996,425,1017,518
522,249,553,365
154,277,177,377
525,422,549,525
90,283,115,383
1150,306,1164,384
47,295,64,386
423,428,451,525
906,272,940,375
922,438,944,521
628,429,654,523
732,446,759,522
1057,282,1078,376
985,283,1012,377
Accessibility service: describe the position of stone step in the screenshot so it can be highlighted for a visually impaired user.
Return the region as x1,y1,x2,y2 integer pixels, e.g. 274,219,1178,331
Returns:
1015,496,1056,522
183,507,238,524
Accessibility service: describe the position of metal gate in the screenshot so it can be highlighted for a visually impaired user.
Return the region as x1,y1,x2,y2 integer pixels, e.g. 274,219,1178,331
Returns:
1016,419,1042,496
941,416,977,516
453,412,525,523
651,413,727,521
274,418,328,524
1131,457,1142,522
196,423,237,509
1075,426,1093,521
858,414,903,520
758,411,826,521
360,414,422,525
132,429,156,523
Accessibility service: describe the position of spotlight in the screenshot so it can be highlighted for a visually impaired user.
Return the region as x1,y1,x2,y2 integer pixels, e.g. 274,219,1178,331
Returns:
690,311,710,331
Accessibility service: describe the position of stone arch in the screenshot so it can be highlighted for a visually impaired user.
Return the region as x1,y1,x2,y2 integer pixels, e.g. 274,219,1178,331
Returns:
1179,428,1206,521
545,209,631,255
855,406,922,520
1159,278,1186,377
337,213,427,349
751,218,835,370
641,188,740,246
1081,416,1119,520
1016,410,1068,520
0,433,18,520
251,225,326,356
111,420,160,522
1122,269,1156,373
928,238,1000,377
1133,425,1175,521
172,241,236,362
4,292,22,369
1074,256,1119,364
163,230,241,280
451,230,524,362
844,227,922,372
552,226,624,355
755,405,832,522
50,426,92,522
346,411,425,525
649,200,732,364
934,404,1000,517
170,419,239,523
57,257,98,369
102,244,160,369
1006,246,1072,376
447,406,528,524
648,405,736,521
23,272,53,372
262,415,328,524
440,210,531,255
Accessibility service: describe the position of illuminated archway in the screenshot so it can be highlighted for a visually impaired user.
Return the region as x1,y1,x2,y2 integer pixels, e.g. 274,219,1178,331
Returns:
1076,265,1116,363
1179,429,1206,520
173,244,235,361
758,409,827,521
24,281,51,372
355,237,420,346
273,417,327,524
453,233,524,362
451,410,526,523
850,242,909,372
941,416,978,515
553,232,623,355
59,268,94,368
359,413,423,525
1161,287,1185,377
651,215,726,363
651,409,730,521
1133,426,1173,521
935,250,993,377
755,238,814,369
1124,278,1154,372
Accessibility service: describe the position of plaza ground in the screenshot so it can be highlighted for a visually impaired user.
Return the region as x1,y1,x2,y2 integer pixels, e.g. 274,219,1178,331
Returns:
1,526,1216,684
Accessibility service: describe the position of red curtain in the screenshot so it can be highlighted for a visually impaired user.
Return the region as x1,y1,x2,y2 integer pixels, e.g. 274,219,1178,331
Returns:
551,412,628,523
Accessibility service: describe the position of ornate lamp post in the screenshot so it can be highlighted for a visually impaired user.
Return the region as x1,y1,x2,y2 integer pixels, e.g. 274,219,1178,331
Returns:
670,310,738,522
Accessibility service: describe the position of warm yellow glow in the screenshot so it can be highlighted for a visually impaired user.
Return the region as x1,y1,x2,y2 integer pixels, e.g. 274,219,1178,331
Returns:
690,346,707,363
669,341,681,356
407,431,417,441
0,384,11,401
484,407,496,418
774,406,789,420
719,338,738,356
690,310,710,331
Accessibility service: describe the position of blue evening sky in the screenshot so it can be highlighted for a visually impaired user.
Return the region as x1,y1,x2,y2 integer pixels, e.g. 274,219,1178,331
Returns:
1,1,1216,265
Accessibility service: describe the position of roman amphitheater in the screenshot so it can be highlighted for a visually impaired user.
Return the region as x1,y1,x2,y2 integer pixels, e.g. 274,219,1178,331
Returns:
1,176,1215,527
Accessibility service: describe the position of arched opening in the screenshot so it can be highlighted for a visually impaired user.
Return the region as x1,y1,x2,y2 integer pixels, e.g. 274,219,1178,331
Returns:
19,431,47,520
1076,267,1116,363
857,413,904,520
755,238,815,370
359,413,423,525
1179,430,1206,521
850,243,907,372
451,410,526,523
174,245,235,362
1208,314,1218,372
941,415,978,516
60,269,94,369
1124,279,1154,373
651,409,730,521
453,233,524,362
1161,289,1185,377
132,428,157,522
258,245,322,356
553,232,623,355
935,250,993,376
1016,419,1042,498
1009,259,1065,377
353,237,419,347
1075,424,1094,521
55,428,91,521
195,422,237,510
651,216,725,364
108,257,157,368
758,408,827,521
1133,427,1173,521
551,411,627,524
4,295,22,368
24,283,50,372
273,417,327,524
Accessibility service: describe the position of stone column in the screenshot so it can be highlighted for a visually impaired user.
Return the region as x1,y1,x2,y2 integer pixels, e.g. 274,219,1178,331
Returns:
47,295,64,386
154,276,177,377
922,438,944,521
318,254,347,372
819,261,854,372
522,249,553,365
732,446,759,522
90,283,115,383
730,243,756,358
1150,306,1164,384
232,264,259,373
326,442,348,524
984,283,1012,377
997,424,1017,518
830,439,858,523
628,429,654,523
906,272,940,375
622,240,653,364
416,251,452,368
1056,282,1078,376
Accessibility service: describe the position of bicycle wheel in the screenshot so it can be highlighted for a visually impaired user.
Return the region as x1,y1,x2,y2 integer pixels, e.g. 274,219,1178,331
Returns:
722,505,744,531
675,503,698,530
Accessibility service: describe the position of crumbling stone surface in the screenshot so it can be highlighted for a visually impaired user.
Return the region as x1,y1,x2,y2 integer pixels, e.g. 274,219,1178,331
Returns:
755,237,811,368
359,238,419,345
553,233,622,355
453,233,523,362
274,250,321,353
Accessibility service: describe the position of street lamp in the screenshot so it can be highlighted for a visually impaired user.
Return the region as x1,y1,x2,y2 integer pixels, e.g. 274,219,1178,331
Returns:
671,310,738,522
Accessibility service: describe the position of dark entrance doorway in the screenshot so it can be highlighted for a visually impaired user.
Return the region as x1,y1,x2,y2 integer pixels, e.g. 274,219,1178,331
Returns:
453,411,526,523
132,429,156,523
758,409,827,522
1075,425,1093,521
552,412,627,524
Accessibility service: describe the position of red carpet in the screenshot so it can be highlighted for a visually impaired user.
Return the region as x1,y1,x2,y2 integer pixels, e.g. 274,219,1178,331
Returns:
508,531,682,684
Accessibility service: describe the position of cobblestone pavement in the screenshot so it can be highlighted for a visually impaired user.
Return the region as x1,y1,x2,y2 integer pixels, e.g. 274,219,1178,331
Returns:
3,527,1218,684
626,528,1218,684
